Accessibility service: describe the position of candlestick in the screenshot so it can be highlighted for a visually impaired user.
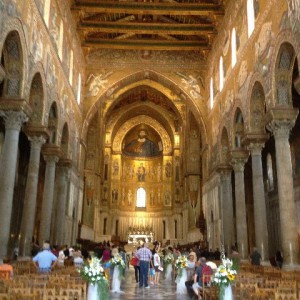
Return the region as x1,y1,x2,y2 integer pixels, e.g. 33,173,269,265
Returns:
241,243,244,259
289,242,293,265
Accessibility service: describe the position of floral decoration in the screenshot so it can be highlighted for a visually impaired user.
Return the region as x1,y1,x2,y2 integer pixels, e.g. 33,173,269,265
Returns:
79,256,109,300
211,251,237,300
111,253,126,278
174,255,188,278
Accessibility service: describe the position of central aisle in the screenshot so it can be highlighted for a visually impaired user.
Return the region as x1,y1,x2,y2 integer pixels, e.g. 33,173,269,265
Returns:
109,267,192,300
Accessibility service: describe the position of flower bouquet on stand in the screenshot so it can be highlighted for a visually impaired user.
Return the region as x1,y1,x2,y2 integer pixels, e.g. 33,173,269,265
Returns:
174,255,188,294
163,253,174,281
110,254,126,293
174,255,188,279
79,257,109,300
211,251,237,300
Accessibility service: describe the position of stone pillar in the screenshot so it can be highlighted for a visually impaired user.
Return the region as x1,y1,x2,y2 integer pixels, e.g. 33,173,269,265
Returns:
267,115,299,266
39,149,59,245
219,166,234,254
0,111,28,259
54,160,71,245
248,142,269,261
231,151,249,259
19,135,46,256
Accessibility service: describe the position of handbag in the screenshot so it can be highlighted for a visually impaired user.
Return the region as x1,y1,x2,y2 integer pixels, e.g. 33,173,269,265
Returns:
130,257,138,266
158,266,163,271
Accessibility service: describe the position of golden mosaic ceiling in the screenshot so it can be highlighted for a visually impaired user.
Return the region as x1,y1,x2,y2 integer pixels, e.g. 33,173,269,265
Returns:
72,0,225,52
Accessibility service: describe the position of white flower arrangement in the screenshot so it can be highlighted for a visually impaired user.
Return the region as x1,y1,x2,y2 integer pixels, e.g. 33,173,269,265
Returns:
111,253,126,270
79,257,108,299
163,253,174,265
211,254,237,300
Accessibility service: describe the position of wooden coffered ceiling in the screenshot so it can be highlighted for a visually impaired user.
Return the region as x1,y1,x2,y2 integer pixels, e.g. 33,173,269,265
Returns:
71,0,225,52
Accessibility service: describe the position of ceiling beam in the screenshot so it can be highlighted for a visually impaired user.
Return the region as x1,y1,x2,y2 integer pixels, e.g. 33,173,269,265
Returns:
72,0,224,16
83,38,211,51
79,21,216,35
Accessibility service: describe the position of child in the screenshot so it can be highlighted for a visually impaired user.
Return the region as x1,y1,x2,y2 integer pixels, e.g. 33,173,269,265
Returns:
149,261,155,285
153,249,162,285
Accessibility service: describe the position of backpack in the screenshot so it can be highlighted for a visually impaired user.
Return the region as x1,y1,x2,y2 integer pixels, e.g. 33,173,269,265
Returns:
202,265,212,284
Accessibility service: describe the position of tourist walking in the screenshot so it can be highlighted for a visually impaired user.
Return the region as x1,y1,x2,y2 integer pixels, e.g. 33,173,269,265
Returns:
135,242,152,288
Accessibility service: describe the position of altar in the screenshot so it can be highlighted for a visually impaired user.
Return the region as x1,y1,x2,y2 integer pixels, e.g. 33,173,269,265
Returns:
127,226,154,244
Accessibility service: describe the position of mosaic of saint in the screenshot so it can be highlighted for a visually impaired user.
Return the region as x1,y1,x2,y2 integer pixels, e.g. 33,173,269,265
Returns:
122,127,162,157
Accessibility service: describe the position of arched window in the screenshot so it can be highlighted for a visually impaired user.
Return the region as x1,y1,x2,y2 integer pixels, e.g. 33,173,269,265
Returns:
247,0,255,37
219,56,224,91
231,28,237,67
58,21,64,60
115,220,119,236
136,187,146,208
162,220,166,239
44,0,51,27
267,153,274,191
77,74,81,104
103,218,107,235
69,50,73,85
210,77,214,109
174,220,177,239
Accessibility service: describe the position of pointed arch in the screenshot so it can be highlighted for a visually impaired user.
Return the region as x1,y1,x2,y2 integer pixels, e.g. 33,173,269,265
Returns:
0,31,23,98
221,127,230,163
249,81,266,132
61,122,69,158
233,108,245,149
28,73,44,125
48,102,58,144
82,70,208,146
275,43,296,106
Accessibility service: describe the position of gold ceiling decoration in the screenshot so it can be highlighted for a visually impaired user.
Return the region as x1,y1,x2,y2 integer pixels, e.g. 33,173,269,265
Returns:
72,0,225,52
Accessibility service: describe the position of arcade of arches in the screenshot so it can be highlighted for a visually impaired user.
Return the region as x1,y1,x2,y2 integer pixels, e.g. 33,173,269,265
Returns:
0,0,300,269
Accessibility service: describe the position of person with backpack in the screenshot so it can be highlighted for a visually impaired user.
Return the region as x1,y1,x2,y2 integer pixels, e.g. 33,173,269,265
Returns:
192,257,212,297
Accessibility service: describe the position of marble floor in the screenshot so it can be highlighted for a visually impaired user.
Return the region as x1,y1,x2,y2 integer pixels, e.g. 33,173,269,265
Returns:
109,267,193,300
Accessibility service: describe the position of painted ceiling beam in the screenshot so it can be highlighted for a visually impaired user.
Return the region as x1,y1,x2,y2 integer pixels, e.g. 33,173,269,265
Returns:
79,21,216,35
72,1,224,16
84,38,211,50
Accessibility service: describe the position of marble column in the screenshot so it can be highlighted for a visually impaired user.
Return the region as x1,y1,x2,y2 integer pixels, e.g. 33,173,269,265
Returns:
55,164,70,245
219,168,234,255
39,154,59,245
231,157,248,259
19,136,46,256
0,111,28,259
248,142,269,261
268,120,299,266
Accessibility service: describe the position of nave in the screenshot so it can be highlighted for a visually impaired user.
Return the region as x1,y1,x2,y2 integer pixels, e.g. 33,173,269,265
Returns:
110,268,190,300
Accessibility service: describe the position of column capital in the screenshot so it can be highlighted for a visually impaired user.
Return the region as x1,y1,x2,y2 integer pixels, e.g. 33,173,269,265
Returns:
29,136,47,149
42,144,62,158
216,164,232,179
57,158,72,178
0,111,28,131
230,150,249,172
0,98,32,117
266,107,298,139
58,158,72,169
24,125,50,141
243,133,269,155
247,142,265,155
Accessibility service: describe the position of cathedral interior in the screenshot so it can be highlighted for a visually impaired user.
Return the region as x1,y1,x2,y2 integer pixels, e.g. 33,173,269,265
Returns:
0,0,300,267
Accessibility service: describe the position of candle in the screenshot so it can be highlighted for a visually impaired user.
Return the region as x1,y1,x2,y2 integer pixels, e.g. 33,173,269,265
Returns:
289,242,293,265
241,243,244,258
261,243,264,261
